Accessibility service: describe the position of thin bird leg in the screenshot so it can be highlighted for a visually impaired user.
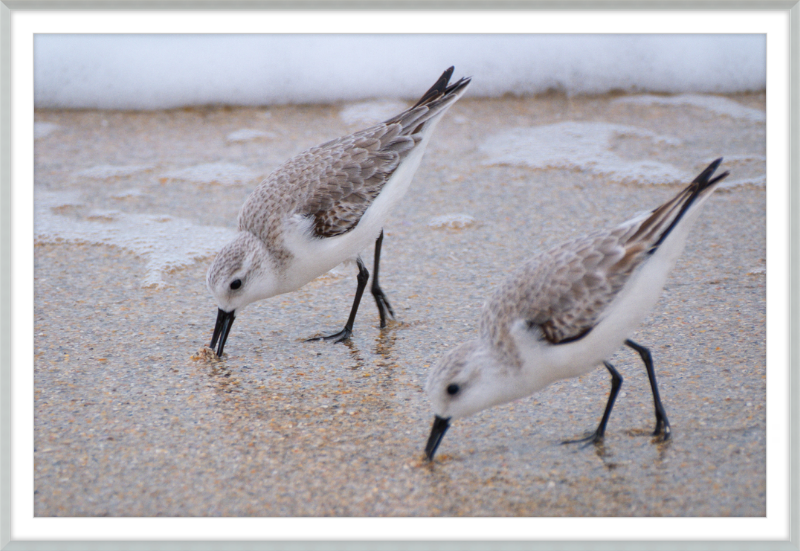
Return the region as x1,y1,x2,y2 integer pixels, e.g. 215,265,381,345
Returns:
625,339,671,439
562,361,623,446
306,258,370,344
371,229,395,328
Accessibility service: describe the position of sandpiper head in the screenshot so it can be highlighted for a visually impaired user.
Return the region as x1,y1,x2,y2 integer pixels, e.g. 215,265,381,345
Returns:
206,231,277,356
424,340,507,460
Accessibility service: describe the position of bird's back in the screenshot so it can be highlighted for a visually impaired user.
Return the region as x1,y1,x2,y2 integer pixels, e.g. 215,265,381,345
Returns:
479,159,729,370
238,69,472,246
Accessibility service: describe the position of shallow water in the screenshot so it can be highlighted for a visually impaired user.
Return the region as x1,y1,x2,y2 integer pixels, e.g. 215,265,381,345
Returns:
34,92,766,516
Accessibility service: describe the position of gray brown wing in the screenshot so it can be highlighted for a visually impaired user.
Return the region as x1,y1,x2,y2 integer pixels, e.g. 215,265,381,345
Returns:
236,123,416,241
298,124,419,238
299,71,471,238
482,159,729,347
527,228,648,343
238,68,470,242
481,226,649,349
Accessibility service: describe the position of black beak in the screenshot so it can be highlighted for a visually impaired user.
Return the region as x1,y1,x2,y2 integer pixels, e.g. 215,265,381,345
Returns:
210,308,235,357
425,415,451,461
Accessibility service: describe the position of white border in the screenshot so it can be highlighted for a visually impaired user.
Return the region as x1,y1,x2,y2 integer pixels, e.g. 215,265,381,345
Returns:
13,9,788,542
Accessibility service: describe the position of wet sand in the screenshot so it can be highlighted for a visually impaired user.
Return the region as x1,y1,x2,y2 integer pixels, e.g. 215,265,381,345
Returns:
33,92,766,516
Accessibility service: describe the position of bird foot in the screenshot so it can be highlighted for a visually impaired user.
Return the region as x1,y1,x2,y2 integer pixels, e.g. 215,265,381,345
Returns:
305,327,352,344
561,431,604,448
652,423,671,441
372,287,395,328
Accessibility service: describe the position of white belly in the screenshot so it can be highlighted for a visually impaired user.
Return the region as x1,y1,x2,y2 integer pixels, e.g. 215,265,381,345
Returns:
515,199,709,394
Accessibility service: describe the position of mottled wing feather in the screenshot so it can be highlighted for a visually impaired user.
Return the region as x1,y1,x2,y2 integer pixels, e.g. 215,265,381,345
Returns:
482,161,728,349
236,125,415,241
478,221,651,359
301,101,454,238
533,228,647,343
300,125,418,238
239,104,447,241
237,70,471,245
477,159,727,370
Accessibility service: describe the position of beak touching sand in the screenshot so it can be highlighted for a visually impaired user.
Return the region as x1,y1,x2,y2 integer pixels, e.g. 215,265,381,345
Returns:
425,415,451,461
210,308,236,357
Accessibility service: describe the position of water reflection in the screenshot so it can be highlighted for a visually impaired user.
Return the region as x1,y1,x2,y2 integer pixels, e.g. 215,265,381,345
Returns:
344,339,365,370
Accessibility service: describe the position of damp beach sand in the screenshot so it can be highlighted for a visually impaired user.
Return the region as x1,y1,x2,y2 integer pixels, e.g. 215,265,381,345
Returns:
33,92,766,517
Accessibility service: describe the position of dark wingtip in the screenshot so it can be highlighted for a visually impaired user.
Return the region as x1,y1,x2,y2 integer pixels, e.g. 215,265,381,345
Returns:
446,75,472,95
412,66,457,109
692,157,728,190
648,157,729,253
708,170,730,187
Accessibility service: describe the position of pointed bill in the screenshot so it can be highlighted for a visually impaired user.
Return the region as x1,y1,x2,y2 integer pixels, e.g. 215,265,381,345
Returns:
425,415,451,461
210,308,236,357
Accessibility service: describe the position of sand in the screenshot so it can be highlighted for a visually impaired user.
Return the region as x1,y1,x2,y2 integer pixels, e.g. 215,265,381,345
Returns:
33,91,766,517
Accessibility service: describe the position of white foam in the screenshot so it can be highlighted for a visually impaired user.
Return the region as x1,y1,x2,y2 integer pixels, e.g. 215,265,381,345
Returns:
716,154,767,164
33,35,766,110
719,175,767,189
111,189,145,199
160,162,261,186
339,101,408,126
428,214,477,230
35,190,237,287
34,122,59,139
76,164,154,179
481,122,688,185
226,129,276,143
614,94,765,123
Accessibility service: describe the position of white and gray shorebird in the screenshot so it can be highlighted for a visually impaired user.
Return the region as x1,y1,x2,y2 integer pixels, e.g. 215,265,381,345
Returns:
207,67,471,357
424,159,729,461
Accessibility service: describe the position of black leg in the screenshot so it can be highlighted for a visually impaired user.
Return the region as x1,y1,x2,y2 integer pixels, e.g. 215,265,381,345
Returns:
625,339,671,439
306,258,369,344
563,361,623,446
371,229,395,328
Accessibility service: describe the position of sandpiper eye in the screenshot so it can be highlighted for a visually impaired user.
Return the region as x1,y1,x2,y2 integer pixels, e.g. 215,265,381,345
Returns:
230,279,242,290
446,383,460,396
